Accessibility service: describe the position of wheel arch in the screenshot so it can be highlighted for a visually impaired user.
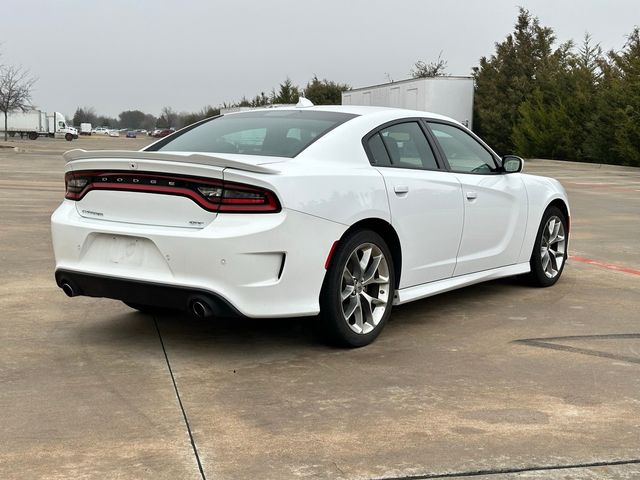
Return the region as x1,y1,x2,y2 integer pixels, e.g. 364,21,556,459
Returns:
547,198,570,234
330,217,402,289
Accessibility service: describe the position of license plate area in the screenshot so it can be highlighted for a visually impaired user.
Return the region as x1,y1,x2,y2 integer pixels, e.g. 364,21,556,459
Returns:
107,235,143,265
80,233,172,274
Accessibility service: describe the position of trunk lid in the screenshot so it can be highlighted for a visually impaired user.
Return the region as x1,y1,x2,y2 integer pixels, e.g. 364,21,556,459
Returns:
64,150,282,229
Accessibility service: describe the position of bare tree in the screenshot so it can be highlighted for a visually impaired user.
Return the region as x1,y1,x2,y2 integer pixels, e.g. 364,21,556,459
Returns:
0,65,36,141
410,51,449,78
157,106,178,128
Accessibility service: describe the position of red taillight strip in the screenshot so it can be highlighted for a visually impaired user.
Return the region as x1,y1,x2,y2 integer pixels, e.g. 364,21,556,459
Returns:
75,182,220,211
65,171,281,213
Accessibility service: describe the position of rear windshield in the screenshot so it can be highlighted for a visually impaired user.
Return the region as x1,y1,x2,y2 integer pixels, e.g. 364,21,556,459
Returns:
147,110,357,158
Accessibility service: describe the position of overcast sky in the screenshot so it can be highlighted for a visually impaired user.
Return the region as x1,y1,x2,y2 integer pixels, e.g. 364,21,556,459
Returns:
2,0,638,119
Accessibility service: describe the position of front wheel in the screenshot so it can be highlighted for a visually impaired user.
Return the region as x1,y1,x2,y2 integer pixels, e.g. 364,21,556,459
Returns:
527,206,568,287
320,230,395,347
65,133,73,141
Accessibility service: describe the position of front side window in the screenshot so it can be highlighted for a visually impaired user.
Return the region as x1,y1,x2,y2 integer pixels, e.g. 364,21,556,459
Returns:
378,122,439,170
148,110,357,158
428,123,497,173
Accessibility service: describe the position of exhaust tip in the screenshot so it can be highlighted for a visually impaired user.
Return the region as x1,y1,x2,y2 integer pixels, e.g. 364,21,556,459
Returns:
61,282,75,297
190,299,212,318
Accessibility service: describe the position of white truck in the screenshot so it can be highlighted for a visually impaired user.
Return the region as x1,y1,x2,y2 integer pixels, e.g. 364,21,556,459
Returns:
342,76,474,129
80,123,92,135
2,109,78,141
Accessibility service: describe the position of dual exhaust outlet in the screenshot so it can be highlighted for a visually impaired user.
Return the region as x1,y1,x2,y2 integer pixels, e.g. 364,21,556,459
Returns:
189,298,214,318
61,281,77,298
60,279,215,318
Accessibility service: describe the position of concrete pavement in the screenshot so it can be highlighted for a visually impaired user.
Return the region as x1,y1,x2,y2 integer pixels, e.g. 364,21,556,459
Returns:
0,137,638,479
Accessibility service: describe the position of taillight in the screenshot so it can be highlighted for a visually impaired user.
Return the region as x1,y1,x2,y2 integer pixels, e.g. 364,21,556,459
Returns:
217,183,280,212
65,177,89,195
64,171,281,213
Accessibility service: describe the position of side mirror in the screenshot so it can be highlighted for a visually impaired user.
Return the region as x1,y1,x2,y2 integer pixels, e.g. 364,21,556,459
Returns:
502,155,523,173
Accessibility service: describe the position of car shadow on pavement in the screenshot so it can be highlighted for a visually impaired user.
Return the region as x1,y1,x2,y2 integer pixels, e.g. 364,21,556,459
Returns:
75,275,533,357
78,306,324,355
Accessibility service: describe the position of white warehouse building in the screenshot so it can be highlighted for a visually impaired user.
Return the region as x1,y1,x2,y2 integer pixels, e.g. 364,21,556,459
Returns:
342,76,474,129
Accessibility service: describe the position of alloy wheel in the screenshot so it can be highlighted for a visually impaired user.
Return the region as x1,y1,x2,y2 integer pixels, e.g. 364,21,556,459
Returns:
541,216,566,278
340,243,390,334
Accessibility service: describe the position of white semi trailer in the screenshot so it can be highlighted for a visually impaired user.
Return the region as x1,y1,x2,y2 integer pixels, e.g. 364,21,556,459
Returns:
2,109,78,141
342,76,474,129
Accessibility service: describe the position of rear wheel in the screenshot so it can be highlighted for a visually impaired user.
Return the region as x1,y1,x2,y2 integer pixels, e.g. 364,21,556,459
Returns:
527,206,567,287
28,132,38,140
320,230,395,347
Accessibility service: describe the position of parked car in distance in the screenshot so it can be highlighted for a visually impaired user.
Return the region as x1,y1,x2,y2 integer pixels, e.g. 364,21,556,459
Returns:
108,129,120,137
92,127,110,135
153,128,175,138
52,103,570,347
126,130,137,138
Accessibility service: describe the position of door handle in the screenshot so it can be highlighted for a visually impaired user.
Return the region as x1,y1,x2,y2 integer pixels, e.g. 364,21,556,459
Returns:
466,191,478,200
394,185,409,194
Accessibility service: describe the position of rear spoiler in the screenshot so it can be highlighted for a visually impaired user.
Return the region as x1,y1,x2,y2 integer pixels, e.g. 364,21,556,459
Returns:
63,149,280,174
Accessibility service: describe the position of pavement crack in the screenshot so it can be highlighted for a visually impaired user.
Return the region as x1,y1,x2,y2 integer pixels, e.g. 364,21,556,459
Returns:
153,316,207,480
371,458,640,479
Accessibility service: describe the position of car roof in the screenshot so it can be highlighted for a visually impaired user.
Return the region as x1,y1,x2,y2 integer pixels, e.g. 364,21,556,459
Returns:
224,104,459,124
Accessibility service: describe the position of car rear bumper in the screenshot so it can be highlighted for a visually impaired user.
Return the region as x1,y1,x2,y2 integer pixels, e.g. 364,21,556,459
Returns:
51,201,346,317
55,269,241,317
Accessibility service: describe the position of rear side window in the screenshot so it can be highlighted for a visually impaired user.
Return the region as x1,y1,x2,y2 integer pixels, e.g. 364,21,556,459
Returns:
367,133,392,166
379,122,439,170
148,110,357,158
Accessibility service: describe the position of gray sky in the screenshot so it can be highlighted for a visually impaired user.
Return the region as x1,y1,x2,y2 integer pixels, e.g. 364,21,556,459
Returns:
2,0,638,119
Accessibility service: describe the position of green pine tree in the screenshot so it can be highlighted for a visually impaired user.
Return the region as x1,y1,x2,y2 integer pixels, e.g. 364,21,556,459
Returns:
585,28,640,166
303,76,350,105
473,8,560,154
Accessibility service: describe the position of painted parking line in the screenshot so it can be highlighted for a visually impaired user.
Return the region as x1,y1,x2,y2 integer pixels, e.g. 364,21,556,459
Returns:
570,255,640,276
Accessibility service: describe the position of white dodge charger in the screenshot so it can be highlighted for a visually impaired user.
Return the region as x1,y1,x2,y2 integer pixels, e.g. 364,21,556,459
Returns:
51,102,569,347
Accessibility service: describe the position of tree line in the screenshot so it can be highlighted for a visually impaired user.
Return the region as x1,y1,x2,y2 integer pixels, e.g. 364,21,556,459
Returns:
73,9,640,167
473,8,640,166
71,75,350,132
6,7,638,166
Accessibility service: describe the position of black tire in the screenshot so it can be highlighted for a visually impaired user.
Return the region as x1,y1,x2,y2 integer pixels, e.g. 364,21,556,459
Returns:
65,133,73,141
526,206,568,287
123,301,166,314
320,229,396,348
28,132,38,140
